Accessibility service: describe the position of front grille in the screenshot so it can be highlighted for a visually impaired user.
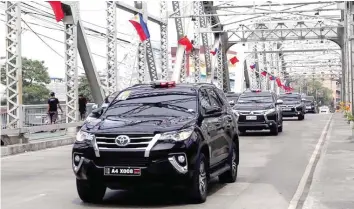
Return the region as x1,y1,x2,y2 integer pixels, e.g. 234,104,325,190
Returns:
238,115,266,123
95,134,154,151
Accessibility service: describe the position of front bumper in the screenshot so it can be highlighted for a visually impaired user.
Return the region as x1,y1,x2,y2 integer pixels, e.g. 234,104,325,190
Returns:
305,106,315,112
72,153,192,189
71,133,200,189
281,106,303,117
237,113,277,130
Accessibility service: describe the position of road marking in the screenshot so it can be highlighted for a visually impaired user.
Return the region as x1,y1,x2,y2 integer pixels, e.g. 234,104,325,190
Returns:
287,114,333,209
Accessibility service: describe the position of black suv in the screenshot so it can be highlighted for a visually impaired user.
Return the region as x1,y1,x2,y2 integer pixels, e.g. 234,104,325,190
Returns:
278,92,306,120
233,89,283,135
72,81,239,204
303,96,317,113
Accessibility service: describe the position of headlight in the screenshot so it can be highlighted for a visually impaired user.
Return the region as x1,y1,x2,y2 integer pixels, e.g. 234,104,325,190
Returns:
76,130,94,142
265,108,276,115
158,128,194,142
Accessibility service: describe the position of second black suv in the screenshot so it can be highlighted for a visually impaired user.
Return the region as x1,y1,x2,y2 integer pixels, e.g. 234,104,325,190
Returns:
72,82,239,204
233,89,283,135
278,92,306,120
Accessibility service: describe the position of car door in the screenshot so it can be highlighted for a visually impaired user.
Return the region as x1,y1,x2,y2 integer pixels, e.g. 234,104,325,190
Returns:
198,88,218,166
206,88,229,164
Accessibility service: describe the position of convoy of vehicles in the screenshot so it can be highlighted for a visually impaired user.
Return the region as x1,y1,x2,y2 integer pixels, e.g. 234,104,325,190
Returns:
232,90,283,135
75,85,330,204
74,81,240,204
278,92,306,120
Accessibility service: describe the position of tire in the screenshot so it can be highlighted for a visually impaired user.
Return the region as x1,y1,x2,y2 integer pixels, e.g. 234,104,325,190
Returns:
219,142,238,183
270,125,279,135
298,113,305,120
189,153,208,203
76,179,106,203
278,120,283,132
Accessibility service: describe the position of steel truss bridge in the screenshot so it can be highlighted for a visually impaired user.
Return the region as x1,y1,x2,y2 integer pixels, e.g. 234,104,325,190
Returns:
1,1,354,143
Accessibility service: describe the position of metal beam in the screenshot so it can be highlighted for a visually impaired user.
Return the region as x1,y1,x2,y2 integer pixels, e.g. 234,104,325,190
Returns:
213,1,342,9
5,1,22,129
171,8,342,18
244,49,340,53
77,20,105,105
115,1,164,25
106,1,117,94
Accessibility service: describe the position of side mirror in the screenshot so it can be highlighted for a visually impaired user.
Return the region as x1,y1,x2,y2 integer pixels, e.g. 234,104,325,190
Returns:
275,99,283,105
301,98,306,102
229,100,235,106
92,104,98,110
205,106,222,115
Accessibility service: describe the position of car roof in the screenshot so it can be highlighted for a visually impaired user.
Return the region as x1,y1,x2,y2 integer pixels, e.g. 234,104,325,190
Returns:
125,82,217,93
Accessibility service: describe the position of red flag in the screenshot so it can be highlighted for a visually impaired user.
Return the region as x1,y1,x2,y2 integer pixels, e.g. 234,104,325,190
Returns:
250,64,256,69
275,78,282,87
48,1,65,22
230,56,239,65
261,71,267,76
178,36,193,52
269,75,275,80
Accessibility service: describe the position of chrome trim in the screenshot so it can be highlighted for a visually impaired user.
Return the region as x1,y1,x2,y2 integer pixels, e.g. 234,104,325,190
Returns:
92,136,100,157
72,154,85,174
98,147,145,151
168,155,188,174
97,141,149,145
144,134,161,157
96,136,153,140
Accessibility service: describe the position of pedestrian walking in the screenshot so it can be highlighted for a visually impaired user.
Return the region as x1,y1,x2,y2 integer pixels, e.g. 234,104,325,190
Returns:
78,94,88,120
47,92,63,132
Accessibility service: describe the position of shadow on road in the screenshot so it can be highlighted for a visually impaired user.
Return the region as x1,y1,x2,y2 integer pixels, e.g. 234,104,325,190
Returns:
74,179,227,208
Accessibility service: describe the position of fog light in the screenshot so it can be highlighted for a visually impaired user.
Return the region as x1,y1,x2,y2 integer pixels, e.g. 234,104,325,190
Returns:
74,155,81,162
177,155,186,163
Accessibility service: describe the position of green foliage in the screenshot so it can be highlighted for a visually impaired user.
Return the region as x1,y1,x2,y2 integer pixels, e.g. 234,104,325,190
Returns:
78,76,93,102
294,78,333,106
1,57,51,105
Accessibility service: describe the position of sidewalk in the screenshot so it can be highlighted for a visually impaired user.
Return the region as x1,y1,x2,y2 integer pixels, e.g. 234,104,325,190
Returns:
303,113,354,209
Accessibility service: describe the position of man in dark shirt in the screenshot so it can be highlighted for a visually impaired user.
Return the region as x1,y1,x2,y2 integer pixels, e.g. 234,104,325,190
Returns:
78,94,87,120
48,92,62,124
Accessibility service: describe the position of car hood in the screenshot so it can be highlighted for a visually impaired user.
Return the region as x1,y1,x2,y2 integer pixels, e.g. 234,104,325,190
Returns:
81,115,197,135
234,103,274,111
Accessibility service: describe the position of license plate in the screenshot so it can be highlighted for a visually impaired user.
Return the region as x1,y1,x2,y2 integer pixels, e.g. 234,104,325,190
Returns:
104,167,141,176
246,116,257,120
283,108,292,111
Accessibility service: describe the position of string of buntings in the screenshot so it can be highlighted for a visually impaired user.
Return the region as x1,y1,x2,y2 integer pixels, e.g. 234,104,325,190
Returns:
249,63,294,91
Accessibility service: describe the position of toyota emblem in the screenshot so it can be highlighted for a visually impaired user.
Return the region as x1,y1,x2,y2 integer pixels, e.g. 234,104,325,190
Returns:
115,135,130,147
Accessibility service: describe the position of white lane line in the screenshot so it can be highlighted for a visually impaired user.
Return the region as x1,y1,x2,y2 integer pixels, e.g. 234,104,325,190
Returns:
287,113,333,209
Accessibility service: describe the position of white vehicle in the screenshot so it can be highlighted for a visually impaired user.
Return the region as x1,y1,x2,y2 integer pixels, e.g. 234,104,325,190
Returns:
319,106,330,114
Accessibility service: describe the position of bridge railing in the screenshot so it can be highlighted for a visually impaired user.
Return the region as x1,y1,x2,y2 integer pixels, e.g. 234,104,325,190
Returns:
0,103,96,136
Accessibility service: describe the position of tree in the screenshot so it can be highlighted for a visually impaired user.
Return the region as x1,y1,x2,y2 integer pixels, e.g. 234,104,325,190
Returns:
78,76,93,102
1,58,51,104
294,78,333,106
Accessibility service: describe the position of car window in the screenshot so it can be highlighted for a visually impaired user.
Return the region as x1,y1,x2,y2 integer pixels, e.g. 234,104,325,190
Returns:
208,89,223,108
199,89,212,110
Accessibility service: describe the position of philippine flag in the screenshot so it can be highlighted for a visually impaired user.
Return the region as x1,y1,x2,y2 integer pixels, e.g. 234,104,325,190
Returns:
129,13,150,42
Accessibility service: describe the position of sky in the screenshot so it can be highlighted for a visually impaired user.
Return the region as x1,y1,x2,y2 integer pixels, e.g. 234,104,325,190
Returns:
0,0,341,82
0,1,255,80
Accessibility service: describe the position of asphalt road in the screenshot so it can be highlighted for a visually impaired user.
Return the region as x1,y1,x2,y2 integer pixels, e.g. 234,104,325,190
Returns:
1,113,332,209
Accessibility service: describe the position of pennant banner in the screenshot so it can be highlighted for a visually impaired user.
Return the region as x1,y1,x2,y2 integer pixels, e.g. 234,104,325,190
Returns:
178,36,193,52
129,13,150,42
230,56,239,65
48,1,65,22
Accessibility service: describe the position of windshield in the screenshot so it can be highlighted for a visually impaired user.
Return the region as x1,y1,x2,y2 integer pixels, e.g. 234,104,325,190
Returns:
237,93,273,104
279,94,301,101
103,91,197,119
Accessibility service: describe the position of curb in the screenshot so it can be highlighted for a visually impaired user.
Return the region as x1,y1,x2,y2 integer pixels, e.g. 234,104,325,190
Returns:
1,136,76,157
